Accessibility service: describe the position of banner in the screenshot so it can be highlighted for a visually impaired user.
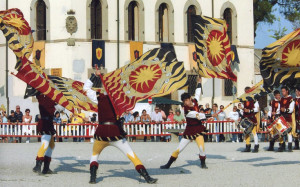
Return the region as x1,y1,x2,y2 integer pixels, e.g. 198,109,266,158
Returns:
32,41,45,68
101,48,187,116
192,15,237,81
130,41,143,62
260,29,300,91
92,40,105,68
188,44,197,71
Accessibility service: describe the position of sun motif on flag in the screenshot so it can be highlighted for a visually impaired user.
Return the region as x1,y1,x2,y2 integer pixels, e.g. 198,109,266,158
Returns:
3,14,30,35
281,40,300,67
206,30,226,66
129,64,162,93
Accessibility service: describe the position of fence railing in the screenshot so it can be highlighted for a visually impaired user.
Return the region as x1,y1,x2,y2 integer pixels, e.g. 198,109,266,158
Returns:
0,120,269,138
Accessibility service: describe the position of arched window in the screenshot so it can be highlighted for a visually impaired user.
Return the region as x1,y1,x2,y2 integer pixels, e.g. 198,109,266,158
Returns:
36,0,46,40
158,3,169,42
223,8,232,44
128,1,139,41
187,5,196,43
91,0,102,39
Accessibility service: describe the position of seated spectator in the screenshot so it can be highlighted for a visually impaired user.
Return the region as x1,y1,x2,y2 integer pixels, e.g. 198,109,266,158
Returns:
211,104,219,142
165,109,175,142
90,113,97,123
70,108,86,142
159,108,167,121
123,110,133,123
22,109,32,143
140,109,151,142
1,111,8,143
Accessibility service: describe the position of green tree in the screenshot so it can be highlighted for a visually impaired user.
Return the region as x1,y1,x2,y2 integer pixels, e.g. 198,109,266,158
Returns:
268,17,288,40
254,0,299,38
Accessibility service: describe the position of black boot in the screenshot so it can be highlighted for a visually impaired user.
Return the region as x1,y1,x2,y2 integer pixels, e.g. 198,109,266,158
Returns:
287,142,293,152
267,141,274,151
294,140,299,150
138,167,158,184
89,165,98,184
42,156,56,174
252,144,259,153
33,159,43,174
160,156,176,169
200,156,208,169
277,143,285,152
242,144,251,152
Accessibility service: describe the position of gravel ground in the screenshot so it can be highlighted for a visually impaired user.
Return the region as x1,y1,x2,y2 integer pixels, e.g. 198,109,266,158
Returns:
0,142,300,187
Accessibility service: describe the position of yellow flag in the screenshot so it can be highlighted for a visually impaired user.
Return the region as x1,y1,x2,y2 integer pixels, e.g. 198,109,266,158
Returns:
32,41,45,68
130,41,143,62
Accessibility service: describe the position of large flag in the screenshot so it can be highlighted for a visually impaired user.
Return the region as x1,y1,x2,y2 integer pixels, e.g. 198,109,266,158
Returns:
92,40,105,68
14,57,99,114
260,29,300,91
0,8,34,60
232,80,267,103
32,41,45,68
130,41,143,62
192,15,237,81
100,48,188,116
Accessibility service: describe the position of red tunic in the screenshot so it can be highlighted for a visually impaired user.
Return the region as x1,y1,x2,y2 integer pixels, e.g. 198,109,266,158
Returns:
36,95,56,135
183,99,206,140
94,93,124,141
243,100,257,124
280,96,293,122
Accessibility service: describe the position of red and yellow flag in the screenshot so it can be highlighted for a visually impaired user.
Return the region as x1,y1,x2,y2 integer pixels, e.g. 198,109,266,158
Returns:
260,29,300,91
101,48,188,116
192,15,237,81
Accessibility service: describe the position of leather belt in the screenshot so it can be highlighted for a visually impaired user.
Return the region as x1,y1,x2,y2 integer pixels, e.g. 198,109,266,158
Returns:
100,122,117,125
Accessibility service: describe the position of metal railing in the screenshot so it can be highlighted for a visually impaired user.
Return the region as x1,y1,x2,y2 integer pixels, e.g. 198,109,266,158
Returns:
0,120,269,138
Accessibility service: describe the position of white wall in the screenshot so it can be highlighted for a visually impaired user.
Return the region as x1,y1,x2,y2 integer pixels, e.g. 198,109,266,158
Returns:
0,0,255,117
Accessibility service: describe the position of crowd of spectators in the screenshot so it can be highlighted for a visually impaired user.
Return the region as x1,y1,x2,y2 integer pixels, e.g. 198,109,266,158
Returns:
0,102,270,143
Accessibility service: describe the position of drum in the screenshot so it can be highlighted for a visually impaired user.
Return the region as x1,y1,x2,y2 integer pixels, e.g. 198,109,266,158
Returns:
272,116,291,136
240,118,254,135
266,122,280,140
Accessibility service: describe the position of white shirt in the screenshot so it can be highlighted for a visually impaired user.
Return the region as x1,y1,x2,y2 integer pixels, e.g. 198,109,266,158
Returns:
228,111,239,121
150,112,163,122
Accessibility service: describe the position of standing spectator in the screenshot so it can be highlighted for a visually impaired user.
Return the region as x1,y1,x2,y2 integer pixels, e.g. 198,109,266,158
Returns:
261,107,270,142
227,106,240,142
90,113,97,123
53,111,62,142
130,111,140,142
150,107,163,142
165,109,175,142
159,108,167,121
1,111,8,143
204,103,211,114
70,108,86,142
237,103,244,142
167,109,174,122
22,109,32,143
218,105,227,142
15,105,23,143
123,110,132,123
199,105,204,110
211,103,219,142
173,109,185,142
140,109,151,142
8,110,18,143
173,109,185,123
